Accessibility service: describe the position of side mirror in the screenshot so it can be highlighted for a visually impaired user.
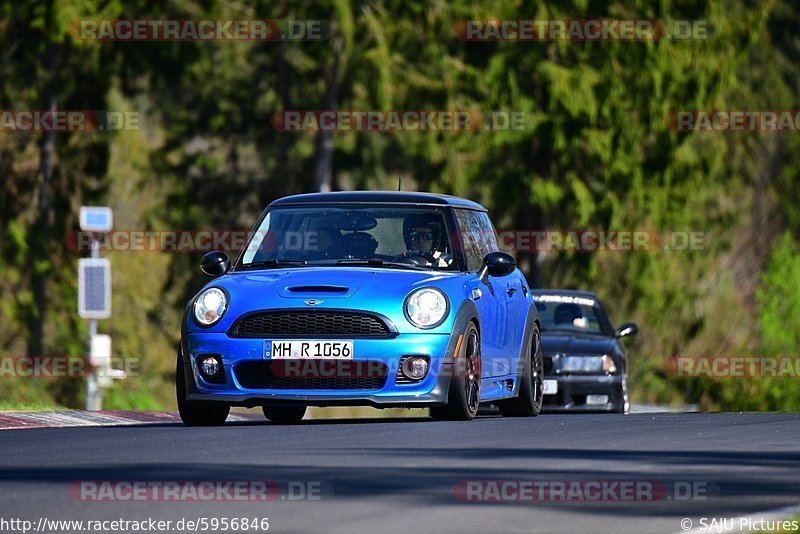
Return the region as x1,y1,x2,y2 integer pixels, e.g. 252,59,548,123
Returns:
616,322,639,338
478,252,516,281
201,251,230,277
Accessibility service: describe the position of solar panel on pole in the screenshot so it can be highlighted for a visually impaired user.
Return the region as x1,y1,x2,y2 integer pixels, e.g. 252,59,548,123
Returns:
78,258,111,319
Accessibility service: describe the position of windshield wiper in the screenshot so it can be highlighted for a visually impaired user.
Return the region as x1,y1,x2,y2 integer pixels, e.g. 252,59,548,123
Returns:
239,259,308,270
335,258,432,271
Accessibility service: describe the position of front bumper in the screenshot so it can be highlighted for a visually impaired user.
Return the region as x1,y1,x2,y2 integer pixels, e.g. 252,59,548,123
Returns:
541,374,625,413
182,332,458,408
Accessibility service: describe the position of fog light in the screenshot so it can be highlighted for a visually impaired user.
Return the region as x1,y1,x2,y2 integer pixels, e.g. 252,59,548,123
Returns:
200,356,221,377
402,357,429,380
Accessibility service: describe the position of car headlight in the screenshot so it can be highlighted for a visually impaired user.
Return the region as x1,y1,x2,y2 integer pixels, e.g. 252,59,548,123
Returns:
404,288,449,328
602,355,617,374
194,288,228,326
562,355,617,374
562,356,602,373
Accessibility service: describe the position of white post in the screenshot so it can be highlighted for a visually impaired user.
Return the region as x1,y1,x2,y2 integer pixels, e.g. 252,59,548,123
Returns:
85,235,102,411
79,206,113,411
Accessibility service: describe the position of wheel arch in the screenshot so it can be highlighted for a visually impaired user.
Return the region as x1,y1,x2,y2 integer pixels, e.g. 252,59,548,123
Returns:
516,303,541,377
436,299,480,398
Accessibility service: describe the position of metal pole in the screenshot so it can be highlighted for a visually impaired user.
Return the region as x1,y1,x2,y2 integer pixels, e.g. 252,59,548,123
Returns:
85,235,102,411
86,319,98,410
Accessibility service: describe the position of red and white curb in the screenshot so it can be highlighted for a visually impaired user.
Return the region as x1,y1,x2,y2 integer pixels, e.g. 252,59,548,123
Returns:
0,410,258,430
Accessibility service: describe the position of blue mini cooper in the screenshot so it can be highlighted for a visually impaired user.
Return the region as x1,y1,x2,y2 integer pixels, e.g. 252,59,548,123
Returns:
177,191,543,424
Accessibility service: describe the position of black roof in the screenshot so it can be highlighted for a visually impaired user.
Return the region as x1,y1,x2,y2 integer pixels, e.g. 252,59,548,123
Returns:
270,191,486,211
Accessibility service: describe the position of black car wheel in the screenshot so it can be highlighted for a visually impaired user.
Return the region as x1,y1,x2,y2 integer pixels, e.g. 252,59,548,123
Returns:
499,326,543,417
431,322,481,421
262,405,307,424
176,350,230,426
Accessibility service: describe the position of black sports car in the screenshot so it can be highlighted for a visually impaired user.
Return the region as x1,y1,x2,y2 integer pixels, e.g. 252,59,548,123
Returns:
533,289,638,414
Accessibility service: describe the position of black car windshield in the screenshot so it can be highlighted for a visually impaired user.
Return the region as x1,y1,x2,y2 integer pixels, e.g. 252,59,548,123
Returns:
237,205,457,271
534,294,612,336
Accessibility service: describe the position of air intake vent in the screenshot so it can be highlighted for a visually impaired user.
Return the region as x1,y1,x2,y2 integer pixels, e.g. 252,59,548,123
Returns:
234,360,388,390
287,285,349,293
229,310,394,338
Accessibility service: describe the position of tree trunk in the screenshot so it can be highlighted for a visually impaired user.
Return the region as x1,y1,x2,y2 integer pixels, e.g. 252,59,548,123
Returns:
312,34,342,193
29,41,60,358
275,42,295,197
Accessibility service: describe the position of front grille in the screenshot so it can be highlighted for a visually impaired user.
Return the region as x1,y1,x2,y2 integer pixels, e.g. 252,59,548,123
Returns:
234,360,389,390
229,311,392,338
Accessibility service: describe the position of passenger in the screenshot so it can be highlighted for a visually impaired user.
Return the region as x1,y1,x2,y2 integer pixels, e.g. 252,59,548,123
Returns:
312,226,341,259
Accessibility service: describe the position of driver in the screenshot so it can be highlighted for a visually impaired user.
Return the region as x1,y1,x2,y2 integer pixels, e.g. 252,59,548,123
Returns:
553,303,589,329
401,215,452,268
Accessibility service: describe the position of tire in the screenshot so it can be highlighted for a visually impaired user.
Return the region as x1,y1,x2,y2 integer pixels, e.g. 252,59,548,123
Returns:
262,405,307,424
498,326,543,417
176,351,230,426
431,322,481,421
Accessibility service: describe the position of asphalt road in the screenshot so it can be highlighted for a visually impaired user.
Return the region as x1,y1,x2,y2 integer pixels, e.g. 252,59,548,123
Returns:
1,413,799,534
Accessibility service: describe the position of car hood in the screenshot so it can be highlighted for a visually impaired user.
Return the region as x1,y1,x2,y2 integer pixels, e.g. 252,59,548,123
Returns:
222,266,456,298
189,266,470,335
540,332,617,355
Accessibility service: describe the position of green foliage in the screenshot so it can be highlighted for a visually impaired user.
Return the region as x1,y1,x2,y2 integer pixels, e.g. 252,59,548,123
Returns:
758,233,800,355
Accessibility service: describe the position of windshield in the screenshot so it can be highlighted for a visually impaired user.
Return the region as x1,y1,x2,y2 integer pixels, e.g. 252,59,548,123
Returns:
237,205,457,271
534,294,612,336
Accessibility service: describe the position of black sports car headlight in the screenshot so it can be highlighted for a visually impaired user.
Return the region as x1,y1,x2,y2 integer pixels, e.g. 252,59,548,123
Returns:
562,355,617,374
601,355,618,374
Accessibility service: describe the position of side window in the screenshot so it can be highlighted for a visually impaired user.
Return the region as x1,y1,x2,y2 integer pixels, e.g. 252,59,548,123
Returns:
455,209,500,271
477,212,500,254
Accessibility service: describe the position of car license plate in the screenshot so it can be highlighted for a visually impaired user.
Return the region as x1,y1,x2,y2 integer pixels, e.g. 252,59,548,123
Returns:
543,379,558,395
270,340,353,359
586,394,609,405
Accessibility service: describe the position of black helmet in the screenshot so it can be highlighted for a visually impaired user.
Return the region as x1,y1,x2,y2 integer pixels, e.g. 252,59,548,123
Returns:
403,214,444,250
